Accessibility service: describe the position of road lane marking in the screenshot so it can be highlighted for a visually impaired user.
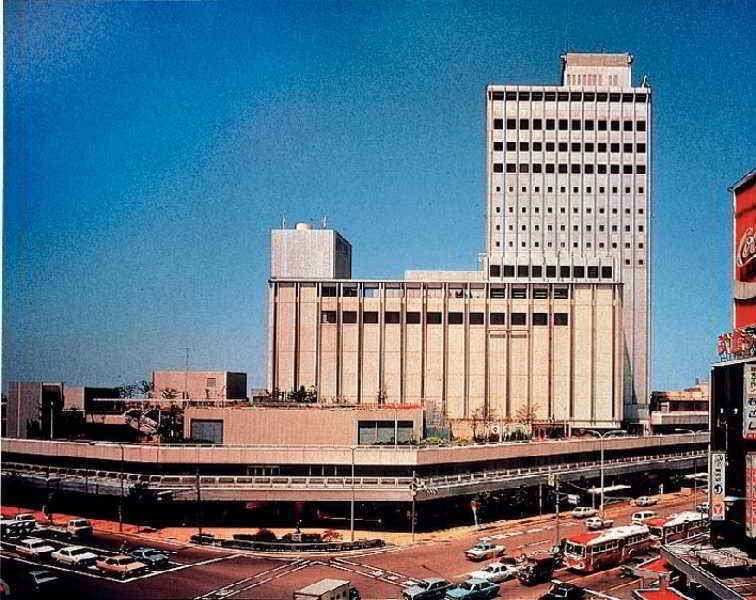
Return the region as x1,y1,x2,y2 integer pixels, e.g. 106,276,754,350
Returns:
194,559,311,599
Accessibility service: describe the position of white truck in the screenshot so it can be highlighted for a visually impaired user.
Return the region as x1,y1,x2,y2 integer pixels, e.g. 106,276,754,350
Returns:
293,579,360,600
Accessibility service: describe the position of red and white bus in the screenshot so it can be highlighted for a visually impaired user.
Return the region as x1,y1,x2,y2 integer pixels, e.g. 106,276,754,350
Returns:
645,511,708,544
563,525,653,573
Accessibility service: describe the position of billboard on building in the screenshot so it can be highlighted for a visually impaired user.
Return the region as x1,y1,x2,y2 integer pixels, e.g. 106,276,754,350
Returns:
732,171,756,328
745,364,756,440
710,452,726,521
747,453,756,538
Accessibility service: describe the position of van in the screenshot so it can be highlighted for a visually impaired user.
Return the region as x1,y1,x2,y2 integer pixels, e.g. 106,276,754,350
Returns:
67,519,93,537
293,579,360,600
631,510,657,525
15,513,37,525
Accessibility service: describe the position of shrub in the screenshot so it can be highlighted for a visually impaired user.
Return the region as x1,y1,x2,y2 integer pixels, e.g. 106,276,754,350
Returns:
321,529,342,542
250,528,277,542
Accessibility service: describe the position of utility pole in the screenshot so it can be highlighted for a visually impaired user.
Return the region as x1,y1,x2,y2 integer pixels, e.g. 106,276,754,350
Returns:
350,446,355,542
184,347,190,400
555,475,560,547
196,446,202,538
411,471,417,544
118,444,125,533
539,483,543,517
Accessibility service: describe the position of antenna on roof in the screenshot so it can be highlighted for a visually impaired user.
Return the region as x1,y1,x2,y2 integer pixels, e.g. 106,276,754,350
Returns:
282,216,286,229
321,216,327,229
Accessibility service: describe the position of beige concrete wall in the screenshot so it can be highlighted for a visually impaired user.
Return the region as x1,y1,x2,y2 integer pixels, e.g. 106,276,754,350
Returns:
1,432,706,466
64,387,86,411
270,280,624,428
152,371,246,400
182,406,424,446
271,228,351,279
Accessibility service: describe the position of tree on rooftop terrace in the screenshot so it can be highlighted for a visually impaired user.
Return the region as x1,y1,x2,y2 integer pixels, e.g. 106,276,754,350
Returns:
471,404,500,442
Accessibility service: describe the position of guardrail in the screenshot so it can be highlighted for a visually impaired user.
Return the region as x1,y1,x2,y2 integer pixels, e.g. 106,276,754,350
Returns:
3,449,706,493
0,432,707,451
219,537,384,553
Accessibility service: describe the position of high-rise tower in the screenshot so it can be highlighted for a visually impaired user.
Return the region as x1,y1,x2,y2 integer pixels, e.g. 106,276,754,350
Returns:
484,52,651,426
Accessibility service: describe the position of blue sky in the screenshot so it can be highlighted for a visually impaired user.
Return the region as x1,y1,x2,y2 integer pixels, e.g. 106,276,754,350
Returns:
4,0,755,392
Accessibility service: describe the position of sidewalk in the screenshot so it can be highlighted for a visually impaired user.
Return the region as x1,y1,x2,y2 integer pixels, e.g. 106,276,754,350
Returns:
2,491,692,550
0,503,566,548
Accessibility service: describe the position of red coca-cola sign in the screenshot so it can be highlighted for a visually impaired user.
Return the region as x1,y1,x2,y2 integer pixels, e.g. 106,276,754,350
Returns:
733,171,756,328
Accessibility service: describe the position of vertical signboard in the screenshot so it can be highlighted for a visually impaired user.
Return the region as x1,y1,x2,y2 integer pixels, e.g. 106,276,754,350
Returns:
747,453,756,538
710,452,726,521
733,171,756,328
746,364,756,440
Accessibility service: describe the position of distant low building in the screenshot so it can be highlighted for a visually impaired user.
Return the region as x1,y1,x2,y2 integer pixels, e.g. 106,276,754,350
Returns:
152,371,247,401
183,404,424,445
649,379,709,433
5,382,64,439
64,386,120,413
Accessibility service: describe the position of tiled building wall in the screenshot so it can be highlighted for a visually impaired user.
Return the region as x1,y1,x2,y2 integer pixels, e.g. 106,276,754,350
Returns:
269,280,624,428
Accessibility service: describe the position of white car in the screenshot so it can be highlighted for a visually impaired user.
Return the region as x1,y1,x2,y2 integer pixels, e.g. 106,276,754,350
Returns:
631,510,657,525
633,496,658,507
464,541,507,561
584,517,614,530
571,506,598,518
15,537,56,558
468,559,520,583
51,545,98,567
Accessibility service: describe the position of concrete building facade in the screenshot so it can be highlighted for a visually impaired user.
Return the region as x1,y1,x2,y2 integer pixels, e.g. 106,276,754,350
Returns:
649,378,709,432
267,53,645,431
271,222,352,280
269,279,624,429
484,52,651,425
152,371,247,400
5,382,64,440
184,404,424,446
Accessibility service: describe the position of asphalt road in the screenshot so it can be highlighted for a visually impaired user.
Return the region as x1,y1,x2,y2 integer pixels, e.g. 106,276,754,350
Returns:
0,494,699,599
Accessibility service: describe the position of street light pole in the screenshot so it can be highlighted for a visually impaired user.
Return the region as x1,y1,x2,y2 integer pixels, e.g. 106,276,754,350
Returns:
675,428,699,508
118,443,125,533
196,445,202,538
350,446,355,542
584,429,626,519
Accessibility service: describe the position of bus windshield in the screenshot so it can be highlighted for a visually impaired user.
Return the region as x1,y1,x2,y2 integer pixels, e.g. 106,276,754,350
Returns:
648,526,664,538
565,542,585,557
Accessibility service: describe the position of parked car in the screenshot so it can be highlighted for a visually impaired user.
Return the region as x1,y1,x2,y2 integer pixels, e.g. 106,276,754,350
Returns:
464,540,506,561
696,502,709,514
633,496,658,507
16,570,58,597
539,581,585,600
1,519,36,540
584,517,614,530
129,547,170,569
66,519,93,538
51,545,98,567
190,533,216,545
467,558,521,583
96,554,147,579
631,510,657,525
444,578,499,600
570,507,597,518
402,576,452,600
15,537,56,559
621,554,656,577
